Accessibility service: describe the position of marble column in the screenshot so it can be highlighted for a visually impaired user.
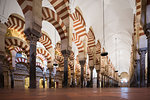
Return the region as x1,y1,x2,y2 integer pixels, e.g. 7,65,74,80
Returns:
89,67,94,88
135,59,140,87
10,70,14,88
71,73,75,87
43,73,45,88
138,48,147,87
79,60,86,88
104,75,106,87
61,50,70,88
0,55,4,88
96,70,100,88
49,68,52,88
101,74,104,88
25,30,41,88
0,23,7,88
24,0,42,88
146,29,150,87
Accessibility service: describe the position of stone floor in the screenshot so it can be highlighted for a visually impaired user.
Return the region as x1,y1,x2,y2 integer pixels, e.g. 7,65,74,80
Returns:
0,88,150,100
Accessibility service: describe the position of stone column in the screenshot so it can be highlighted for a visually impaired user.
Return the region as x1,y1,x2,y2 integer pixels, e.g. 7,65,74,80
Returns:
101,74,104,88
79,60,86,88
10,70,14,88
24,0,42,88
43,73,45,88
49,68,52,88
104,75,106,87
135,59,140,87
61,50,70,88
146,29,150,87
0,23,7,88
25,31,41,88
96,70,100,88
89,67,94,88
0,55,4,88
138,48,147,87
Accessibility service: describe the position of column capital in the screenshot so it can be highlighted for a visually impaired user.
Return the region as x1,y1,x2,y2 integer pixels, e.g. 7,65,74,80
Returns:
135,59,140,64
138,47,147,55
145,23,150,38
61,50,70,58
79,60,86,66
89,66,94,69
24,28,41,45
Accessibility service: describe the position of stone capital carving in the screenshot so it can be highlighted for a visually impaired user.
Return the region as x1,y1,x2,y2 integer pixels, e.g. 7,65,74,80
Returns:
138,47,147,55
89,66,94,70
24,27,41,45
135,59,140,64
79,60,86,66
61,50,70,60
145,23,150,38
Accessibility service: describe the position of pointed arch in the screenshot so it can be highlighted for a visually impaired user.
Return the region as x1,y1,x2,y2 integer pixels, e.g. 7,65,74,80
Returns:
70,7,87,53
88,27,95,48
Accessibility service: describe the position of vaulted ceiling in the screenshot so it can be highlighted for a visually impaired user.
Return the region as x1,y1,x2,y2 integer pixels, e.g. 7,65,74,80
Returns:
70,0,135,75
0,0,136,75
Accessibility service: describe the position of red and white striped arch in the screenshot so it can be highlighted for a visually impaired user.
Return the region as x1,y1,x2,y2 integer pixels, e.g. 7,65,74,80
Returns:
5,14,26,39
15,57,27,64
42,7,67,40
36,62,44,69
96,40,101,55
70,8,87,53
14,47,23,53
36,48,51,64
5,37,29,55
87,46,94,61
55,55,64,64
48,0,70,24
88,27,95,48
16,0,33,15
39,32,52,51
72,33,84,53
37,54,47,63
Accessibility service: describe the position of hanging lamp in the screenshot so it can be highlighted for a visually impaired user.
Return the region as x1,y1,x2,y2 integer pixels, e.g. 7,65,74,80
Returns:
101,0,108,56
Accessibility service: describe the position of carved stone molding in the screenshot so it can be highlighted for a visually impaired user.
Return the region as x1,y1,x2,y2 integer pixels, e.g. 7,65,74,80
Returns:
24,28,41,45
79,60,86,67
138,47,147,55
61,50,70,57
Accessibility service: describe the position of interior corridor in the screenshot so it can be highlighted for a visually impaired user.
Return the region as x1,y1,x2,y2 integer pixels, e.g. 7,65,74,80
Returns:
0,0,150,99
